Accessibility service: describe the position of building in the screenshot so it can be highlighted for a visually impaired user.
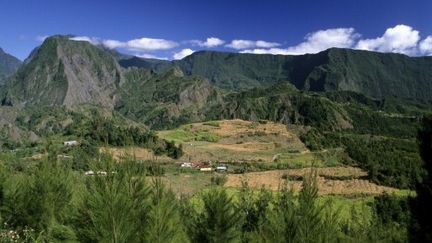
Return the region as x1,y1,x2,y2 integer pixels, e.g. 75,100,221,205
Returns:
200,166,213,172
216,165,227,172
181,162,193,168
64,140,79,146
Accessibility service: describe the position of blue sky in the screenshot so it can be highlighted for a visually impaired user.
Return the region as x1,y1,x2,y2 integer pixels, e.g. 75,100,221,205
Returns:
1,0,431,60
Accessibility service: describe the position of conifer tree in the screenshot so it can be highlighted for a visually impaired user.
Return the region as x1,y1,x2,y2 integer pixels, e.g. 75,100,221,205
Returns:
144,179,188,243
410,115,432,242
189,188,243,243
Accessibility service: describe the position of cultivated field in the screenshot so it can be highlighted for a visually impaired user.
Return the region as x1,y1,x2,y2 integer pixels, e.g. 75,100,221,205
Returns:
101,119,409,197
158,119,317,163
224,166,397,195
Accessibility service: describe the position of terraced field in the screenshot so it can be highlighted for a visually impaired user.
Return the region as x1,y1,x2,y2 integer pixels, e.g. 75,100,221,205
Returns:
157,119,331,164
224,166,398,195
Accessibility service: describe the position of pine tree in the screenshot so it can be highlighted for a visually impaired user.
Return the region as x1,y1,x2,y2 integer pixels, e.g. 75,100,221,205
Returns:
255,173,340,243
1,156,76,241
74,158,151,242
144,179,188,243
189,188,243,243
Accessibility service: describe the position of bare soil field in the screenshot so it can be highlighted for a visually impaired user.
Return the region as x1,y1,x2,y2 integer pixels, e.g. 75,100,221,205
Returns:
225,166,397,195
99,147,175,162
158,119,311,163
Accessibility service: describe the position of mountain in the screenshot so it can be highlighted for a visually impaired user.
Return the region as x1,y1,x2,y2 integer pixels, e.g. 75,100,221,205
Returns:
1,36,123,108
116,66,218,129
1,34,431,131
121,48,432,100
0,48,22,85
178,49,432,100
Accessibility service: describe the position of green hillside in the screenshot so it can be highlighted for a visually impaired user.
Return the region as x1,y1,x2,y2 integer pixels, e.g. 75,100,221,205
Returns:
119,48,432,100
0,48,21,85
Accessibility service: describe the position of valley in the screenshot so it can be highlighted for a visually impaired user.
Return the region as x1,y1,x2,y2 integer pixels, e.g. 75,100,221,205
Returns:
0,34,430,242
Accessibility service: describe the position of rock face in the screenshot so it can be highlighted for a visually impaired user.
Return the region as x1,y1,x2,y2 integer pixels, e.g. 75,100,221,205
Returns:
2,36,122,108
0,48,22,85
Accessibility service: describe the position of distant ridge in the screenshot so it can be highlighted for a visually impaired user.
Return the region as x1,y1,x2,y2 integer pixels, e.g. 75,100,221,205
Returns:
120,48,432,100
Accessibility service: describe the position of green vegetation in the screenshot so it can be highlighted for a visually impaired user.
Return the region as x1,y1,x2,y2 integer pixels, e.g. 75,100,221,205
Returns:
410,115,432,242
1,35,432,242
122,48,432,100
1,119,427,242
159,124,220,143
0,48,21,86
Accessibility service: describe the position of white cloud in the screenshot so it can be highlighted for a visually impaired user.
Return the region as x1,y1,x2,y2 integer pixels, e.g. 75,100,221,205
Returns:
191,37,225,47
355,25,420,55
126,37,178,51
173,48,195,59
70,36,101,45
135,53,168,60
69,36,178,51
289,28,359,54
240,25,432,56
240,48,291,55
241,28,359,55
419,36,432,55
226,39,280,49
102,39,125,49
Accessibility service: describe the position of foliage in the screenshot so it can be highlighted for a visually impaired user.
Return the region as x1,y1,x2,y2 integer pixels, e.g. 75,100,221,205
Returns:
410,115,432,242
0,152,76,241
210,174,227,186
254,175,340,242
184,188,243,242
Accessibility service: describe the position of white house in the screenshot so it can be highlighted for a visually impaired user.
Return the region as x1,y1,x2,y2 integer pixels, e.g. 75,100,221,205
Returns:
200,167,213,172
216,165,227,171
84,170,95,176
64,140,79,146
181,162,193,168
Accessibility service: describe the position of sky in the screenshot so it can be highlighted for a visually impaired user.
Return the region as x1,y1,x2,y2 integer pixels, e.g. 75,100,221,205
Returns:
0,0,431,60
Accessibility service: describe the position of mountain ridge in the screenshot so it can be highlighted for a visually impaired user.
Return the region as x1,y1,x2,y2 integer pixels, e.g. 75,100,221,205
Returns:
115,47,432,100
0,48,22,86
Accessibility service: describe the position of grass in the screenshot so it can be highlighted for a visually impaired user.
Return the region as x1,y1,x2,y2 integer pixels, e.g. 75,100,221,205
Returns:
158,125,220,143
160,172,214,196
319,195,374,224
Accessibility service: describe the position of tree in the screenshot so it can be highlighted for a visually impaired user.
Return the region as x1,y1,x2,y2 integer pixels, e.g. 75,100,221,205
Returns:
74,158,151,242
187,188,243,243
144,179,188,242
410,115,432,242
1,158,76,241
238,183,272,240
256,174,340,243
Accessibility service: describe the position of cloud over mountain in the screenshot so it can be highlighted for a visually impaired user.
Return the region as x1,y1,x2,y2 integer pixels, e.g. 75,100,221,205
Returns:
355,25,420,55
241,25,431,56
66,24,432,60
173,48,194,59
70,36,178,51
191,37,225,47
226,40,280,49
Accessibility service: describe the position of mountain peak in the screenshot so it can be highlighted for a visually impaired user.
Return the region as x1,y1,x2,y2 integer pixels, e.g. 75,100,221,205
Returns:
3,35,123,108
